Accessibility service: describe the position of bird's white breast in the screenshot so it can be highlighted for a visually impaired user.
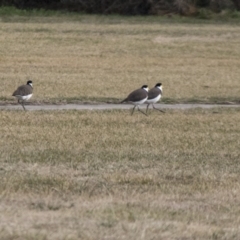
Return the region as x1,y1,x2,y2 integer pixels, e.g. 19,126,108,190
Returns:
146,94,161,104
14,94,32,101
130,96,148,106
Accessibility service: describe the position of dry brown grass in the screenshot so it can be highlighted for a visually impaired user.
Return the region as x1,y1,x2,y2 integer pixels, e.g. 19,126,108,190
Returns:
1,108,240,239
0,15,240,104
1,14,240,239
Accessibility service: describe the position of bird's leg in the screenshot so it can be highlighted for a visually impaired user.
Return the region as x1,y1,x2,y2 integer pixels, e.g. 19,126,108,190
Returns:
21,101,26,111
153,104,165,113
137,106,148,116
131,106,136,115
146,104,150,114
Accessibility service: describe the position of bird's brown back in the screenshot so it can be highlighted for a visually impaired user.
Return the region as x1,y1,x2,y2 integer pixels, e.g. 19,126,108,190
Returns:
13,84,33,96
127,88,148,102
148,87,161,100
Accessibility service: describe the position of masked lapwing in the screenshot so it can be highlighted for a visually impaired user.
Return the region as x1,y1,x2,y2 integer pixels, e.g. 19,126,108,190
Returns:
146,83,165,113
121,85,148,116
12,80,33,111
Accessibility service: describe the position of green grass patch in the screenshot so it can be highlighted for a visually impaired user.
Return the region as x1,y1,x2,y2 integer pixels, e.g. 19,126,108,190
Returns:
0,6,70,17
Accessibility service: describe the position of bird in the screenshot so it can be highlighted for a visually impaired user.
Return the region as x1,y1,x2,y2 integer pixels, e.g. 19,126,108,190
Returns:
12,80,33,111
145,83,164,113
121,85,148,116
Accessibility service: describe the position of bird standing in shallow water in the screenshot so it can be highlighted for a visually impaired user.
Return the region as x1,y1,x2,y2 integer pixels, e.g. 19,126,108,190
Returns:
121,85,148,116
145,83,165,114
12,80,33,111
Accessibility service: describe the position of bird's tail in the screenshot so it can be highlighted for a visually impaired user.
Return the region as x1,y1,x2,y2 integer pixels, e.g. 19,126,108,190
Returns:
120,98,127,103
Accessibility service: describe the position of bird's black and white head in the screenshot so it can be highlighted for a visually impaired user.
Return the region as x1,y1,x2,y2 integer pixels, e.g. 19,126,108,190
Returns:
141,85,149,92
155,83,162,91
27,80,33,88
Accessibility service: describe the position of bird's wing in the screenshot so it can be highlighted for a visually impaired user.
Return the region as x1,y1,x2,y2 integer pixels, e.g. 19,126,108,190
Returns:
148,88,161,100
127,89,147,102
13,85,33,96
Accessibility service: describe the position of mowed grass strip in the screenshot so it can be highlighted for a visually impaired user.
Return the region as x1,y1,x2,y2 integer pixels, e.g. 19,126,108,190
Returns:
0,15,240,103
1,108,240,239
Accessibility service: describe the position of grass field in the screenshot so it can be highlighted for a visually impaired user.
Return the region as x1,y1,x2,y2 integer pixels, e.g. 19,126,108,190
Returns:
1,108,240,239
1,10,240,240
0,11,240,104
